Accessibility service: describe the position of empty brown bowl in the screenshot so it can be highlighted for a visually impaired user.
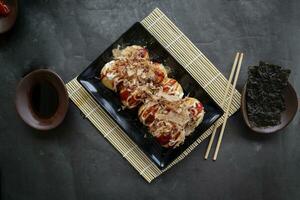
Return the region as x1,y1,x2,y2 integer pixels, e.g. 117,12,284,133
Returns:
15,69,69,131
0,0,17,34
241,82,298,134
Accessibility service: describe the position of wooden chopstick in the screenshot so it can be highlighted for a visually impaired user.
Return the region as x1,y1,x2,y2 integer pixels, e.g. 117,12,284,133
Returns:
204,52,241,159
212,53,244,161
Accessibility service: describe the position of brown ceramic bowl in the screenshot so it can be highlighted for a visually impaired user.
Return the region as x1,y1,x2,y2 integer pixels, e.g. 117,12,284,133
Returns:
241,82,298,134
15,69,69,131
0,0,17,34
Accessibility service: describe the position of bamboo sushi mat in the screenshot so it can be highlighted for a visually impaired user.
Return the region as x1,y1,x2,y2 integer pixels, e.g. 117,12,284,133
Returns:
66,8,241,183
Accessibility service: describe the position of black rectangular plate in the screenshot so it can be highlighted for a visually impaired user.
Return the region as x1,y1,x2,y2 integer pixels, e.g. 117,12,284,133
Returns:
77,22,224,169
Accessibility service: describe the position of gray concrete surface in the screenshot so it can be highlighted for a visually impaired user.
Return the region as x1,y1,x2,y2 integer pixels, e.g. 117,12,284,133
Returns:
0,0,299,199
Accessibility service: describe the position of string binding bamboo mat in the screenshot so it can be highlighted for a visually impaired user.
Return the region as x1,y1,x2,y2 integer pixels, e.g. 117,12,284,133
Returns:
66,8,241,183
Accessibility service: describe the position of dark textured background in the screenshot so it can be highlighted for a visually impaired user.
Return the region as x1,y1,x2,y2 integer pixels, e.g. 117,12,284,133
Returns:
0,0,299,200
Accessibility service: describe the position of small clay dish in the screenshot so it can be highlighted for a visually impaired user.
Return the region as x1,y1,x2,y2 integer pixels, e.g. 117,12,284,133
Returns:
0,0,18,34
15,69,69,131
241,82,298,134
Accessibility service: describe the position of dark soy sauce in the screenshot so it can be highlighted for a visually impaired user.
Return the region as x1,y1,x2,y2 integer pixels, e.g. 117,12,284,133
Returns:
30,81,59,118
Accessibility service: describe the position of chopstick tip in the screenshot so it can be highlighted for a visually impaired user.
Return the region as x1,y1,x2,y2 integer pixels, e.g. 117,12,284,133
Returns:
212,155,217,161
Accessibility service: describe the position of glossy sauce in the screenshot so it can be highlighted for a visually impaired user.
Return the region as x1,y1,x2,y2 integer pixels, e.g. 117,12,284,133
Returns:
157,134,171,146
120,89,130,101
31,81,59,118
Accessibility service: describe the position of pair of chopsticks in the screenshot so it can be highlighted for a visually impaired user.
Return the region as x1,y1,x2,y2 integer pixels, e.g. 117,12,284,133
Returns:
205,52,244,161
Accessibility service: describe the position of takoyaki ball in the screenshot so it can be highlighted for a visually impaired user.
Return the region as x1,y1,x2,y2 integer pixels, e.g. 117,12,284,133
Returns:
100,60,129,91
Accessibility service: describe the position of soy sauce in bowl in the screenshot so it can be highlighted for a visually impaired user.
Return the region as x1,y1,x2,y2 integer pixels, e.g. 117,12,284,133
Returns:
16,69,69,131
30,81,59,119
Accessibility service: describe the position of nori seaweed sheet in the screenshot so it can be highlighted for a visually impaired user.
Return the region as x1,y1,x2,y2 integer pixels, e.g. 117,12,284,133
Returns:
246,61,290,127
